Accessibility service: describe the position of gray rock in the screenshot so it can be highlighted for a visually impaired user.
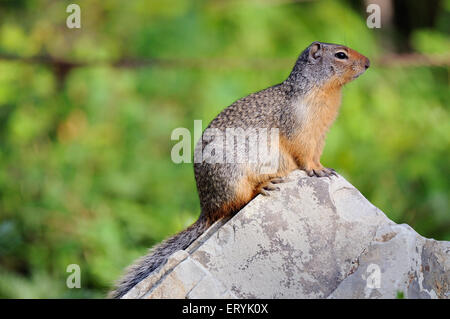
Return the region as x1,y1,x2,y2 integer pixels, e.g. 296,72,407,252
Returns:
122,170,450,299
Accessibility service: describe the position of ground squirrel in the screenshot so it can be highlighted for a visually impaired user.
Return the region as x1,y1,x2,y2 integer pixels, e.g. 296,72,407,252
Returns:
109,41,370,298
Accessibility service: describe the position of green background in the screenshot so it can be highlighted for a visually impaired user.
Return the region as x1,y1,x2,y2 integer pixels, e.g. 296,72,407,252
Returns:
0,0,448,298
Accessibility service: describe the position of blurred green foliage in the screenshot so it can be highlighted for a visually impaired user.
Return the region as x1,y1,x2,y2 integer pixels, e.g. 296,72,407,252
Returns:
0,0,448,298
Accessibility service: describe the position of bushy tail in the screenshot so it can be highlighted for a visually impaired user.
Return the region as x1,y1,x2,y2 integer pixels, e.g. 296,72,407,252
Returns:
108,216,209,299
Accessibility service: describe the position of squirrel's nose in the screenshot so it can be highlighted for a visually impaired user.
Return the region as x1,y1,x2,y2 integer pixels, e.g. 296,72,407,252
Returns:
364,58,370,69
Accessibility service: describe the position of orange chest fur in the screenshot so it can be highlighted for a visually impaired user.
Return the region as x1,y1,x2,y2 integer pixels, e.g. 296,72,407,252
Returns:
305,85,342,130
289,84,342,150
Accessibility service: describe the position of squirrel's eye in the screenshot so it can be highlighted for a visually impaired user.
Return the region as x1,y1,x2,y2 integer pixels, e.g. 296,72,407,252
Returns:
335,52,348,59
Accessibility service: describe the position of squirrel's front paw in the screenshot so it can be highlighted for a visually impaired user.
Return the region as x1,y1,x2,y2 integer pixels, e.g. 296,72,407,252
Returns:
304,167,337,178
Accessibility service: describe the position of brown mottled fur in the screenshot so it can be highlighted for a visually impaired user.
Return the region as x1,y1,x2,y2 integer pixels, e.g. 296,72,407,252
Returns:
109,42,370,298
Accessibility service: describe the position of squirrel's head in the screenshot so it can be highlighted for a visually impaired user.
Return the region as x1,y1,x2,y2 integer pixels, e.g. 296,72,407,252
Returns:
290,42,370,89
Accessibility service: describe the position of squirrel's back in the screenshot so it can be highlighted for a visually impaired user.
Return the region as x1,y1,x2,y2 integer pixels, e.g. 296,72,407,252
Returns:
207,83,292,130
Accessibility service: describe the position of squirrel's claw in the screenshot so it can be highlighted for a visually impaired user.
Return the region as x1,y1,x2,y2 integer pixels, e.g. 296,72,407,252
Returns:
327,168,338,177
269,177,290,184
260,181,281,196
305,167,337,178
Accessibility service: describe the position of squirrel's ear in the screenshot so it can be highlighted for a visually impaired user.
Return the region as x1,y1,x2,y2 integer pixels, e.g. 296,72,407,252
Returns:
308,42,323,62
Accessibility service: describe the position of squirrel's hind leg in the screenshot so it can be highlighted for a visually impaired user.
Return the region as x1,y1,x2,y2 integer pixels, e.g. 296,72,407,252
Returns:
196,163,257,222
257,177,290,196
